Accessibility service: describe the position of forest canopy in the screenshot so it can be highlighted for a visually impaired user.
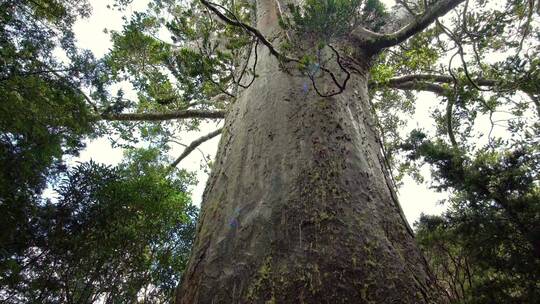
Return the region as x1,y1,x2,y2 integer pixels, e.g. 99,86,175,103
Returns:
0,0,539,303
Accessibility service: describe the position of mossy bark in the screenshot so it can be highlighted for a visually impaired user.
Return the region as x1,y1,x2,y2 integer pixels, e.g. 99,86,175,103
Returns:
176,1,445,303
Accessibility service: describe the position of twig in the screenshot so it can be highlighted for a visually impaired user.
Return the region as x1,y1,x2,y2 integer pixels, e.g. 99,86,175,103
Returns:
170,128,223,167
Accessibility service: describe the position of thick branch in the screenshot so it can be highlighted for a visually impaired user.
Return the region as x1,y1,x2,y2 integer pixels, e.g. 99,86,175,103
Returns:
101,110,226,122
386,74,496,87
370,73,498,95
170,128,223,167
362,0,465,50
381,80,448,94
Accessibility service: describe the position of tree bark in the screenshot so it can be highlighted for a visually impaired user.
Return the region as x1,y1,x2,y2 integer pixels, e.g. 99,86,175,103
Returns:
176,1,446,303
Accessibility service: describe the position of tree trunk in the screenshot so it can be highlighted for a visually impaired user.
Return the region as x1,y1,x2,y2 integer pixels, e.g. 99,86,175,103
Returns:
176,2,444,303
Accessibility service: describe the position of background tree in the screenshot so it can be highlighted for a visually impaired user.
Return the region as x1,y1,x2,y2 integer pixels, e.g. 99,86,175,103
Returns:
0,1,198,302
1,148,198,303
0,0,97,287
412,138,540,303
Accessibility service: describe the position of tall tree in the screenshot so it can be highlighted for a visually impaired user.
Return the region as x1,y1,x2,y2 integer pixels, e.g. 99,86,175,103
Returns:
1,148,198,303
412,141,540,303
0,0,97,282
88,0,540,302
49,0,540,302
0,1,200,302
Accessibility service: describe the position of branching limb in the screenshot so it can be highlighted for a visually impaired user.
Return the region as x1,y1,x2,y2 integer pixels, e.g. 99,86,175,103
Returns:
237,38,259,89
370,73,501,95
200,0,293,61
446,51,460,149
100,109,226,122
99,92,230,121
384,74,496,87
200,0,354,97
357,0,465,51
376,80,448,95
170,128,223,167
309,45,352,97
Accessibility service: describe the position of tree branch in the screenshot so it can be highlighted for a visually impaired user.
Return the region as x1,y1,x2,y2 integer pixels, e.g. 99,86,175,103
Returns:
361,0,465,50
446,97,459,148
170,128,223,167
200,0,292,61
387,74,496,87
199,0,353,97
101,110,226,122
380,80,448,94
370,73,498,95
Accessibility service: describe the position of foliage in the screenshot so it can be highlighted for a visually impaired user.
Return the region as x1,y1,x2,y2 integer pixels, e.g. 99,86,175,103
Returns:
0,6,200,300
282,0,387,45
409,132,540,303
0,0,100,285
370,0,540,185
99,0,249,147
286,0,364,41
0,148,198,303
371,3,540,300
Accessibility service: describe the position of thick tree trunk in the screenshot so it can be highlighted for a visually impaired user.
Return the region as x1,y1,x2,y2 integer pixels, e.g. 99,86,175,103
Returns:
176,2,444,303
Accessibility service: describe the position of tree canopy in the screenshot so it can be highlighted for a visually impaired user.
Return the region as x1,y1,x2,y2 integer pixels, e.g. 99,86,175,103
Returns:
0,1,197,302
1,147,198,303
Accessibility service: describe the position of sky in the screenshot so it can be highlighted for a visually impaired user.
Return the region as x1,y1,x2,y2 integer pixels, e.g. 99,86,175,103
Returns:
70,0,449,227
